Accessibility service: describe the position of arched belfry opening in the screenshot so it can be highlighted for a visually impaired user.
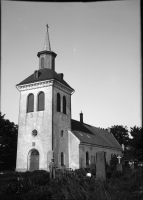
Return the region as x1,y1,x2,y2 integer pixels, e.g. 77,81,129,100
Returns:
28,149,39,171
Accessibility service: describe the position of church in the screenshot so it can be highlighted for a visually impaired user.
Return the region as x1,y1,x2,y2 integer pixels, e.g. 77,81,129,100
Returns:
16,25,122,172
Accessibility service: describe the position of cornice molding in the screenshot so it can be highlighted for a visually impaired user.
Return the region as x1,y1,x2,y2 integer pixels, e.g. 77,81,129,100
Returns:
16,80,53,91
54,80,74,95
16,79,74,95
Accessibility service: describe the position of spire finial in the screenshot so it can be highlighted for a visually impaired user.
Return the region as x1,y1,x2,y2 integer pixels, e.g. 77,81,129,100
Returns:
43,24,51,51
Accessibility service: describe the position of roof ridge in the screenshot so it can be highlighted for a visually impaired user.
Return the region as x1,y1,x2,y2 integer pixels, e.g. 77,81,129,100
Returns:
71,119,103,130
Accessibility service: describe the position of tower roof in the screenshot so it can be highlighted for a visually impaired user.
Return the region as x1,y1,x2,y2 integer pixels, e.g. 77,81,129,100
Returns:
16,68,74,91
43,24,51,51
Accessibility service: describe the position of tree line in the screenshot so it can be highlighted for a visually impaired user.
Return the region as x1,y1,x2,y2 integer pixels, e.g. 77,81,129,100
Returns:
0,112,142,170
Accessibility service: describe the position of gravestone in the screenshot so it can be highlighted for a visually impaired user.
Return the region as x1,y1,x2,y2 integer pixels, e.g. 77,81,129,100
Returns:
47,150,54,171
116,163,122,171
117,155,121,163
130,163,134,170
116,155,122,171
91,155,96,170
49,158,56,179
96,151,106,181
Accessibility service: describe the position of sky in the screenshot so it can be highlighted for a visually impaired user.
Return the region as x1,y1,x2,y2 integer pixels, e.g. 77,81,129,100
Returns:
1,0,141,130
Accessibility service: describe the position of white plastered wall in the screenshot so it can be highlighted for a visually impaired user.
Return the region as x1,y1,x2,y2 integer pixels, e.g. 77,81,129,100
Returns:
16,85,53,171
68,130,80,170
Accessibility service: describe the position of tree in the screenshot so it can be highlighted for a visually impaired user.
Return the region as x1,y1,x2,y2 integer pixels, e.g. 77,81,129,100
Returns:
110,125,130,147
129,126,142,161
0,112,18,169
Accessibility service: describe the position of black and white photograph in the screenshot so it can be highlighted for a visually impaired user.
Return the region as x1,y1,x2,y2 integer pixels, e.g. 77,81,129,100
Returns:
0,0,142,199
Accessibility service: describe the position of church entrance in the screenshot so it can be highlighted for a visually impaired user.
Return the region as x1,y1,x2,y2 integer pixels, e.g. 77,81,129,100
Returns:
29,149,39,171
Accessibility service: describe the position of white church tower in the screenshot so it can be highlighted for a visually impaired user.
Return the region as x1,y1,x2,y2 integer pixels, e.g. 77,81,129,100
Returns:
16,25,74,172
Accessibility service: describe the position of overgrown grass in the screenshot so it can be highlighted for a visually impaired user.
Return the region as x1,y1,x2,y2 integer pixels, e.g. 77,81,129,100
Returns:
0,167,142,200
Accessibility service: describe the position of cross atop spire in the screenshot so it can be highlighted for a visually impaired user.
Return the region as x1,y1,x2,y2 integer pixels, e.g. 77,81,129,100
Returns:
46,24,49,32
43,24,51,51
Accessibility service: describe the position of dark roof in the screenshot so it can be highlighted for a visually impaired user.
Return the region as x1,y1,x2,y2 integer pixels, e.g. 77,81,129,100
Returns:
71,119,122,150
16,68,74,90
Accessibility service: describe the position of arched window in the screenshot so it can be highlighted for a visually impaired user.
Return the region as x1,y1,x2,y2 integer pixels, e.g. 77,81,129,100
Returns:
86,151,89,165
61,152,64,166
41,57,44,69
61,130,64,137
38,92,45,111
104,152,107,164
27,93,34,112
63,96,66,114
57,93,61,112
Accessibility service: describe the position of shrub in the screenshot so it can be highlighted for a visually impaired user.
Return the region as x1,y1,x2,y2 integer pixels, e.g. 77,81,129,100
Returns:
0,167,142,200
111,170,126,179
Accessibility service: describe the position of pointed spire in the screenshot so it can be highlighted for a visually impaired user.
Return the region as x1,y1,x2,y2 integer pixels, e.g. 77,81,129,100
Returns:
43,24,51,51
